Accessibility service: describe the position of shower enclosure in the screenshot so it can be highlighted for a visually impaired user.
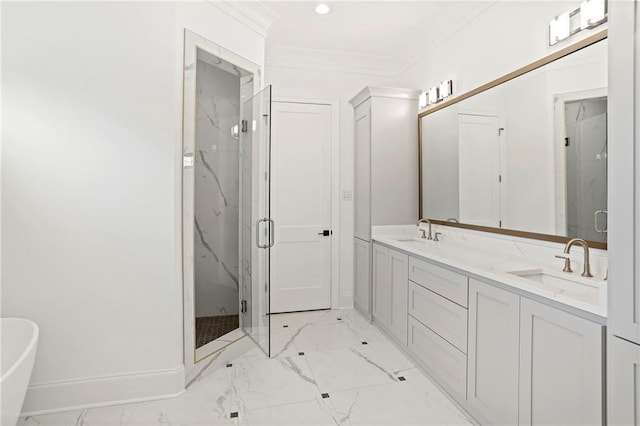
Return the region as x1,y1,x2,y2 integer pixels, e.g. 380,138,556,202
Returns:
182,31,271,378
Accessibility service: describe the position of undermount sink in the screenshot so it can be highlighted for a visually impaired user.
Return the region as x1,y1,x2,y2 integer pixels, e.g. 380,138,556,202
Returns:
510,269,590,286
506,268,605,306
395,238,427,248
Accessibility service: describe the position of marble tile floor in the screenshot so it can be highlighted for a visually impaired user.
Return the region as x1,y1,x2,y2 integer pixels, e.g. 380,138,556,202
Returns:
19,309,473,426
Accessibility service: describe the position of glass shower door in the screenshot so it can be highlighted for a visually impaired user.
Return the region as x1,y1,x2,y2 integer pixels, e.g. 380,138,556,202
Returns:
240,85,272,356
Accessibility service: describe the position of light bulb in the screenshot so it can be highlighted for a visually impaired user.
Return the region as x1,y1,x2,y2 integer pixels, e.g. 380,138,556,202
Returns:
315,3,331,15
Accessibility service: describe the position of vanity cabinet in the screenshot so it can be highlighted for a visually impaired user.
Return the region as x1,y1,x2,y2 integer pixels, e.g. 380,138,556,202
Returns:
354,238,371,317
608,335,640,426
405,257,469,400
368,246,606,425
372,243,408,345
467,279,519,426
519,298,604,425
350,87,419,320
408,315,468,397
466,279,603,426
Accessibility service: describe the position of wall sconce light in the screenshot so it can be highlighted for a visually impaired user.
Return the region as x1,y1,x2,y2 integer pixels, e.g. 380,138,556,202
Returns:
439,80,453,99
581,0,606,29
549,12,571,45
420,80,454,108
428,87,439,105
549,0,607,46
419,92,428,108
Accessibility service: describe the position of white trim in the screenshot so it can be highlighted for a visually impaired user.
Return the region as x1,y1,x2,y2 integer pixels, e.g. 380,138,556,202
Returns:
21,366,185,416
349,87,420,109
207,1,278,38
272,97,341,310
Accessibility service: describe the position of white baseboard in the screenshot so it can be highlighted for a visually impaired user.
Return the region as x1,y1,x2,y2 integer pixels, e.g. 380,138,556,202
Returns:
21,365,185,416
339,294,354,310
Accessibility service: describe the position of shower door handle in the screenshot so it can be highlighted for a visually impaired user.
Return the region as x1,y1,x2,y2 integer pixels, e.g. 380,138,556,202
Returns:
594,210,608,233
256,218,269,249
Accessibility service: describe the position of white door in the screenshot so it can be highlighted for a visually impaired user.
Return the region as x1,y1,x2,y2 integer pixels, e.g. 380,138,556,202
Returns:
458,114,501,227
270,101,332,313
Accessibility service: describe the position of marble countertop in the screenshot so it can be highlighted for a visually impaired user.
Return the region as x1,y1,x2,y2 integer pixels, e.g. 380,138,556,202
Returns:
372,228,607,318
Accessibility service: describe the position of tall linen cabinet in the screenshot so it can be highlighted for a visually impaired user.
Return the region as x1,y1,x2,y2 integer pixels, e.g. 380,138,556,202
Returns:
350,87,419,318
608,0,640,424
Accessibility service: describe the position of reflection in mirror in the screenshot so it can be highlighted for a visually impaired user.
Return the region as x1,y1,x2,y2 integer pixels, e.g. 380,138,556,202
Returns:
420,35,607,247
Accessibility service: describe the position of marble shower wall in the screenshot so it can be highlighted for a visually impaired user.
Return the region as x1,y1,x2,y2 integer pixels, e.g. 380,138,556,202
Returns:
194,59,241,318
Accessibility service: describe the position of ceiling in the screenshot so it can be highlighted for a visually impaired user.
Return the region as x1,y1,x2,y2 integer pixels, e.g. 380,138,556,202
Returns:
262,1,496,76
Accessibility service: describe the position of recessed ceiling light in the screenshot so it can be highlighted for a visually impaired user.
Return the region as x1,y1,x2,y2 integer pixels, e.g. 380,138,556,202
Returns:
315,3,331,15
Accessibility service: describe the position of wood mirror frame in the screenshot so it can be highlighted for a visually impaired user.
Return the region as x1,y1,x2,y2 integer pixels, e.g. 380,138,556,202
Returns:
418,30,608,250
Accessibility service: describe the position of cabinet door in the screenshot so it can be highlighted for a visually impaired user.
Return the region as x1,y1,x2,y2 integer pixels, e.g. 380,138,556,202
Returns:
354,238,371,318
354,102,371,240
388,249,408,345
609,335,640,426
369,97,418,227
467,279,519,426
609,0,640,347
372,244,390,327
519,298,603,426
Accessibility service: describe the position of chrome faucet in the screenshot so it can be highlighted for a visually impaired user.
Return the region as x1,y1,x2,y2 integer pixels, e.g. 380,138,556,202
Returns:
417,218,433,240
555,238,593,278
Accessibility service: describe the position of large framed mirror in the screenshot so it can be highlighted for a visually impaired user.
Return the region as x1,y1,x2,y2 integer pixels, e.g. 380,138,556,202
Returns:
419,31,607,250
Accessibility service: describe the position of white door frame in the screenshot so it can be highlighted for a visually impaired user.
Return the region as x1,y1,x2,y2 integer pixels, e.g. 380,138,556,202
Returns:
272,97,340,310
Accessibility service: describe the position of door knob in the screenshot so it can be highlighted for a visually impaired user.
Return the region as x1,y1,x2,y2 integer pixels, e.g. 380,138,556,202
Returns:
317,230,332,236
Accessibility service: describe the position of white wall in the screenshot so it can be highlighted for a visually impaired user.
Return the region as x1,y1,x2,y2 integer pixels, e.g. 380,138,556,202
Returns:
1,1,265,414
264,66,402,308
399,1,605,97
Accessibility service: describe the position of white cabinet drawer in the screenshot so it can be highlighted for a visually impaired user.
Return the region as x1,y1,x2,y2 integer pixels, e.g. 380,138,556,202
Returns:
409,281,468,353
408,316,467,398
409,257,468,307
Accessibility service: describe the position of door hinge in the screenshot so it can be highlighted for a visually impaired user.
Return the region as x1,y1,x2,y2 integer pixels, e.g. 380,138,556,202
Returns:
241,120,248,133
499,220,502,228
564,137,570,147
241,300,247,313
498,174,502,183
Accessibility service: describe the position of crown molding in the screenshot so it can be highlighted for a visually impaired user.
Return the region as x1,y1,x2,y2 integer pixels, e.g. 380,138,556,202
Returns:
265,44,416,77
207,0,279,38
349,86,420,108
